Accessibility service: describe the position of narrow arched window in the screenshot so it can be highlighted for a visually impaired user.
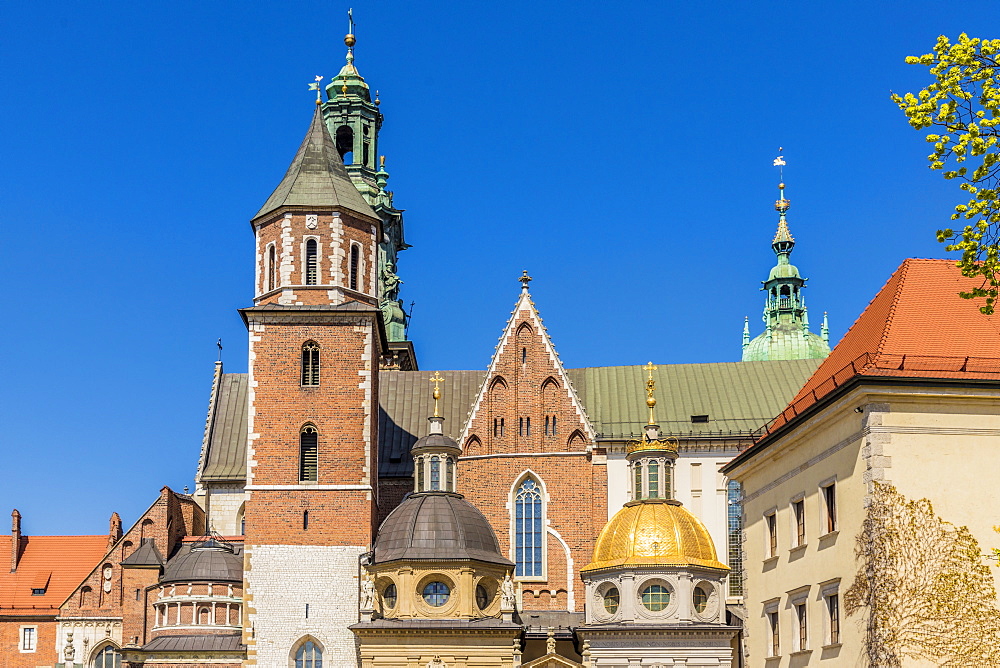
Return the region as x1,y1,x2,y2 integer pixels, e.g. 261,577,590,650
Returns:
417,456,425,491
266,245,276,291
301,341,320,386
349,245,360,291
430,456,440,491
302,510,309,530
633,464,642,500
526,417,531,437
446,457,454,492
514,477,543,577
305,239,318,285
299,426,318,482
295,640,323,668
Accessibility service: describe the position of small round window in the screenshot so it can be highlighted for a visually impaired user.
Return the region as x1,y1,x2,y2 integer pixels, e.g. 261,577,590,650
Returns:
422,581,450,607
476,584,490,610
382,583,397,609
603,586,620,614
641,584,671,611
693,585,709,614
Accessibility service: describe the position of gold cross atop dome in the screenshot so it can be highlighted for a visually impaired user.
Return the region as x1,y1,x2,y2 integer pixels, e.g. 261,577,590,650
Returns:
430,371,444,418
644,362,657,425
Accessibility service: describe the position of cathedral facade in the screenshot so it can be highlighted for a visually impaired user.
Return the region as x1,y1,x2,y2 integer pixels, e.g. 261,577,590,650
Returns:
1,26,835,668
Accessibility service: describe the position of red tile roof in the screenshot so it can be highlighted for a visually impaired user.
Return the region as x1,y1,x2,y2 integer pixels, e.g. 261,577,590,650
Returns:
765,258,1000,435
0,535,108,612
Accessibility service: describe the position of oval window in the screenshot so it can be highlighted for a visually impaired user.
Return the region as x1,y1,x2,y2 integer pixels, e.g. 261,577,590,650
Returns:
693,585,709,613
603,586,620,614
476,584,490,610
422,581,450,607
383,583,397,609
641,584,671,611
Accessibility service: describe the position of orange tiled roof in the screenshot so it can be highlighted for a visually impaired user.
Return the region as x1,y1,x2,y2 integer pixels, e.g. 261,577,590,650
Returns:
0,535,108,612
765,258,1000,434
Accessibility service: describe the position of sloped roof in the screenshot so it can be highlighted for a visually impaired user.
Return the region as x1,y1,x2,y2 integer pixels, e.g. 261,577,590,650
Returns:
737,259,1000,456
0,535,108,611
201,359,819,481
120,539,163,568
567,360,821,439
252,106,377,223
199,373,248,481
141,633,244,652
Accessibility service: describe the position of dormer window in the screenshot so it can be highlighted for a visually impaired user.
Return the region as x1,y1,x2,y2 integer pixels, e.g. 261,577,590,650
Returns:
31,588,45,596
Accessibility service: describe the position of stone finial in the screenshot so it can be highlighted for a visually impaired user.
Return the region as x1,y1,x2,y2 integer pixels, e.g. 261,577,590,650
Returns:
546,627,556,654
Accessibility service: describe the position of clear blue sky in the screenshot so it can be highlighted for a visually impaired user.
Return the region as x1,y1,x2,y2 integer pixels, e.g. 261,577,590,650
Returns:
0,1,974,535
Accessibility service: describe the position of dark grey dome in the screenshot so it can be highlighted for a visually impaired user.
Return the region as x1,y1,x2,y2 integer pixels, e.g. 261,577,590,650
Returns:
411,433,461,454
374,493,514,567
161,539,243,584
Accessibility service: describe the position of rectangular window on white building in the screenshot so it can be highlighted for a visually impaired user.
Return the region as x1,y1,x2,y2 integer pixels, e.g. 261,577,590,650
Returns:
821,479,838,535
821,579,842,646
792,497,806,547
765,510,778,558
765,600,780,657
794,602,808,651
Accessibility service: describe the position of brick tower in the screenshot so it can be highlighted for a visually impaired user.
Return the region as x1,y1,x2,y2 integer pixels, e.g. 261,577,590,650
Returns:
240,98,387,665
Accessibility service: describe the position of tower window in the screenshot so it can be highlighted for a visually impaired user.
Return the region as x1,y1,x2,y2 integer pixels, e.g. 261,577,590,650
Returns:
349,245,360,291
648,461,659,499
305,239,318,285
336,125,354,160
445,457,454,492
301,341,320,386
303,510,309,530
514,477,543,577
266,244,276,291
525,417,530,436
430,456,440,491
299,426,318,482
521,347,527,364
519,417,524,436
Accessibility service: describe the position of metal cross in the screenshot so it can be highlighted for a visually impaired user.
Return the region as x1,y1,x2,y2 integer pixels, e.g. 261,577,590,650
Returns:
430,371,444,417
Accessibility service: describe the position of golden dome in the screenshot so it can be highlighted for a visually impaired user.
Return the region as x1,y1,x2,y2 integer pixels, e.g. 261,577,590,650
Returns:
582,499,729,573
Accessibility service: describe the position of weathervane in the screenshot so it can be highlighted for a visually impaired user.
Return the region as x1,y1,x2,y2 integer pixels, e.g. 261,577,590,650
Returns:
773,148,790,215
308,75,324,105
430,371,444,418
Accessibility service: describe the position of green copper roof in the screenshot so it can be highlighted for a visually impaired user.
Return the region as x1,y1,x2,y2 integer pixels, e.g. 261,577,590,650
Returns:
742,324,830,362
252,106,377,222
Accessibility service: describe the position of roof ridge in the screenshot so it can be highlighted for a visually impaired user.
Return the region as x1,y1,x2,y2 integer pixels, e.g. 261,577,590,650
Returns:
873,258,913,365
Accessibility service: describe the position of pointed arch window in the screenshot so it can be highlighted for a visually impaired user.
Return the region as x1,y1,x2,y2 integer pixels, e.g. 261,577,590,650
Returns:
299,426,318,482
305,239,318,285
93,645,121,668
514,477,543,577
301,341,320,386
349,245,360,291
295,640,323,668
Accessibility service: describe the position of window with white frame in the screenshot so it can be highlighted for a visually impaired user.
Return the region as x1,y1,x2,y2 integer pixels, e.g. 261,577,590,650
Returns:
266,243,276,292
349,244,360,291
513,477,543,577
765,510,778,558
794,601,808,651
19,626,36,651
765,601,780,657
304,238,318,285
821,580,841,646
821,479,838,534
792,496,806,547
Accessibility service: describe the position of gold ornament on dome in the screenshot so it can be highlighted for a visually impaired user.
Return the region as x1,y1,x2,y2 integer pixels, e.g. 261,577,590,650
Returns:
582,500,728,573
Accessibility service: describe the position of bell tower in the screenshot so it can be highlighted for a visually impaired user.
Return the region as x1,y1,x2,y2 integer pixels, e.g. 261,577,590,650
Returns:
241,96,387,666
323,12,414,367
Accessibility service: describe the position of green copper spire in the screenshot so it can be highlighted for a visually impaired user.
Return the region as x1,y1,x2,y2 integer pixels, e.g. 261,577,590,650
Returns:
742,152,830,362
320,11,411,347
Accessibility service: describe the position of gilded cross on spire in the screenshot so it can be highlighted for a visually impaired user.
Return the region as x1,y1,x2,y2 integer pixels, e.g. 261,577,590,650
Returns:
519,270,532,292
430,371,444,418
643,362,657,426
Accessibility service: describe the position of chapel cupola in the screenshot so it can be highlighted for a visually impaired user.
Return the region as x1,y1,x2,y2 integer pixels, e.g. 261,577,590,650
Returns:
742,152,831,361
626,363,678,502
411,372,462,494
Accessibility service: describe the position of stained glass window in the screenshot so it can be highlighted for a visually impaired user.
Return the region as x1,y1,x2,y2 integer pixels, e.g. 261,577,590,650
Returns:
514,478,543,577
93,645,121,668
295,640,322,668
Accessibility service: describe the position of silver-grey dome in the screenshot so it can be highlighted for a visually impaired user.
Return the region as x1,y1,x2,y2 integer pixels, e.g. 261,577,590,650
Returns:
374,493,513,567
161,539,243,584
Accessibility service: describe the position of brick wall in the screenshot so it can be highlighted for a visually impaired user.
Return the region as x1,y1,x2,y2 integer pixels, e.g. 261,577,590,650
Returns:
458,297,605,612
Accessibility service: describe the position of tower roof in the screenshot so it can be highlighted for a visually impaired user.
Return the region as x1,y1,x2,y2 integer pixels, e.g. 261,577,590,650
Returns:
252,106,377,223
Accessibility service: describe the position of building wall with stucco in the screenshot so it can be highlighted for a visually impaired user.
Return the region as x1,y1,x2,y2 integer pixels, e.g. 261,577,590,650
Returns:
729,381,1000,666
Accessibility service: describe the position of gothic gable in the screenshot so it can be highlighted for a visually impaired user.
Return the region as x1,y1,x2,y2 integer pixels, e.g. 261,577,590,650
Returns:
461,285,594,455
